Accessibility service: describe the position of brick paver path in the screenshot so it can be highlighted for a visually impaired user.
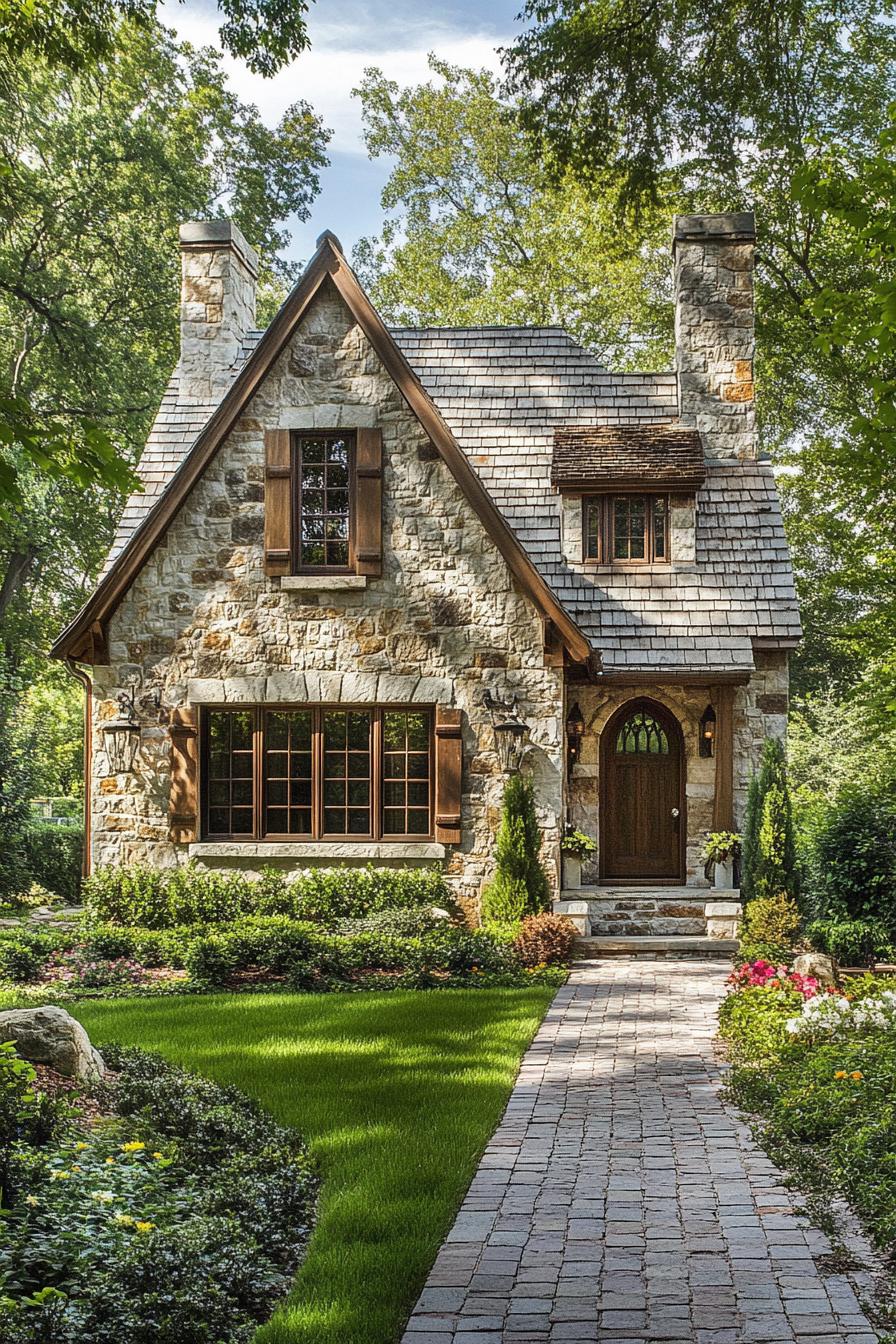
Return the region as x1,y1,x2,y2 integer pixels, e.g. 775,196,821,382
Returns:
402,959,879,1343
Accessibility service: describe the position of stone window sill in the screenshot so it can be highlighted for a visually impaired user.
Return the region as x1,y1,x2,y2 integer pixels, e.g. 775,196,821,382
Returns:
280,575,367,592
188,840,446,861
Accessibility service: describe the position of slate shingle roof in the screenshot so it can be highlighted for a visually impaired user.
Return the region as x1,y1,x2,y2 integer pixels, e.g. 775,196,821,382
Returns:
102,322,800,675
551,424,706,489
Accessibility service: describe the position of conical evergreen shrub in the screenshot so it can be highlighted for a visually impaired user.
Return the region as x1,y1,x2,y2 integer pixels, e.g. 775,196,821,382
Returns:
741,737,797,904
481,774,551,923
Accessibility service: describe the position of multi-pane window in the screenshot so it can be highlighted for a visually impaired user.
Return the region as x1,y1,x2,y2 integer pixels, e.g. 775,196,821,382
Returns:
295,433,352,571
583,494,669,564
201,706,433,840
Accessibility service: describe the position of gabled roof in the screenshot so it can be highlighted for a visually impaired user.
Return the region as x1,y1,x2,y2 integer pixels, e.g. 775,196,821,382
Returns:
551,425,706,490
52,234,591,665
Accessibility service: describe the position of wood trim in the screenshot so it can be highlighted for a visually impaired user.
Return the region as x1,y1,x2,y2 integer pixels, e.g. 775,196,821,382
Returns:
591,670,750,687
264,428,292,576
354,426,383,576
169,705,199,843
434,707,463,844
712,684,735,831
50,235,592,667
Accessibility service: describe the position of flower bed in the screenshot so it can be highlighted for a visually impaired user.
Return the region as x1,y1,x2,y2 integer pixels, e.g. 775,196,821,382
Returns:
720,957,896,1251
0,1042,316,1342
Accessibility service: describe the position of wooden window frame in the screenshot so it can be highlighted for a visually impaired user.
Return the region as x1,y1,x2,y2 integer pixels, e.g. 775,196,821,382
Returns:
292,430,356,575
582,492,670,566
200,704,434,843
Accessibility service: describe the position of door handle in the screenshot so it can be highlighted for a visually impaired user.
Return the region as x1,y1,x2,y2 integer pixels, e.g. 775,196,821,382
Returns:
671,808,680,819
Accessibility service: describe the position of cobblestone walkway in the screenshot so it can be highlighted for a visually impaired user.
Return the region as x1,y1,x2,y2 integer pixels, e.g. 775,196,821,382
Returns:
402,959,879,1344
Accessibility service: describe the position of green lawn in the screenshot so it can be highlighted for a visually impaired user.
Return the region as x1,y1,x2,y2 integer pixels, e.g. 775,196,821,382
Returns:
67,988,553,1344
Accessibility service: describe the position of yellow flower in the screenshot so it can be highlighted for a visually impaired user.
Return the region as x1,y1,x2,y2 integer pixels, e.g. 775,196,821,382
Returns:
114,1214,134,1226
50,1170,71,1181
851,1071,864,1081
152,1152,164,1161
105,1157,116,1165
134,1221,154,1234
73,1141,88,1152
120,1141,145,1153
834,1070,848,1079
91,1191,115,1204
24,1195,39,1207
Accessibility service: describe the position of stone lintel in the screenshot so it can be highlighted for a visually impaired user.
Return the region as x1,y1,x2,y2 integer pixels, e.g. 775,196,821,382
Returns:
280,575,368,592
188,840,446,861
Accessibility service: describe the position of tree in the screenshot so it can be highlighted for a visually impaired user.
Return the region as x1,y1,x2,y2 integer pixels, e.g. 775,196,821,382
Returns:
481,774,551,923
741,738,798,904
0,0,314,77
0,20,329,676
353,59,675,370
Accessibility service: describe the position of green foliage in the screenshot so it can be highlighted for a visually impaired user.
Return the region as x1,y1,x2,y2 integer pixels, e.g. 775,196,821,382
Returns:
21,671,83,800
0,0,313,77
806,917,895,967
0,1044,316,1342
740,894,801,964
719,977,896,1253
702,831,742,864
741,738,797,904
807,789,896,929
22,824,82,903
353,59,674,370
560,827,597,858
82,864,452,930
0,19,328,691
481,775,551,924
0,929,62,982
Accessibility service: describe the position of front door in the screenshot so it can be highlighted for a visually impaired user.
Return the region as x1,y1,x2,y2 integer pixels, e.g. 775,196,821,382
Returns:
600,699,684,881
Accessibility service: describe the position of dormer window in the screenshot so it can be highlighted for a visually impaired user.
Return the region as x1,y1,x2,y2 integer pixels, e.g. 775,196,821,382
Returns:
584,494,670,565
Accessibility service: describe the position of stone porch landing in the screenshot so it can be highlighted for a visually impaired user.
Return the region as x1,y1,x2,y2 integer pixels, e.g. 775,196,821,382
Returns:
401,960,879,1344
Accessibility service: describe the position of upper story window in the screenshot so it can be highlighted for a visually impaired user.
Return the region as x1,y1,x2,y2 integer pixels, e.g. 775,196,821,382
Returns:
202,705,433,841
295,432,353,571
583,494,669,565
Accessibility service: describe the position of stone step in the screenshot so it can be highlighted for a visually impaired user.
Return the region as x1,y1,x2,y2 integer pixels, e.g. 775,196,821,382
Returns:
555,893,741,941
590,914,707,937
576,935,739,960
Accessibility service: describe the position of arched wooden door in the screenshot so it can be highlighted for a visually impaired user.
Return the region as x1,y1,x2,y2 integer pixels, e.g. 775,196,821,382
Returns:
600,699,685,881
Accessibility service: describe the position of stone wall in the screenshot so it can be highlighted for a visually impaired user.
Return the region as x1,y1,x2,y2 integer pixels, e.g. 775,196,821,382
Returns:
90,280,564,905
566,666,788,886
673,213,757,461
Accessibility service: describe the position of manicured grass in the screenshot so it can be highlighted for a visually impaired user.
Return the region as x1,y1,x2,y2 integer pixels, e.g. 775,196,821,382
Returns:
69,988,554,1344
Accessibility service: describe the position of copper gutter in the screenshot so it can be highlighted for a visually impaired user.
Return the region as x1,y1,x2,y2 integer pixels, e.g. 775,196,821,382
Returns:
63,657,92,879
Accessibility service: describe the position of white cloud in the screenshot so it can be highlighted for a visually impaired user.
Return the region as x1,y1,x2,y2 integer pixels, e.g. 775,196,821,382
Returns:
160,2,508,155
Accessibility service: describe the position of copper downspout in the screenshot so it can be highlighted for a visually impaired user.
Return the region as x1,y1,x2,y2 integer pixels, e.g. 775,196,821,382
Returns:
64,657,92,879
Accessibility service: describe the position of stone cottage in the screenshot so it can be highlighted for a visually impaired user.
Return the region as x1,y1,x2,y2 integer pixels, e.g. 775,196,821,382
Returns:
52,212,800,945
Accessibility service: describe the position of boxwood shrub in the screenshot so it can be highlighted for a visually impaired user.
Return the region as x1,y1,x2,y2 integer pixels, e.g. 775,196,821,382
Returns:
83,863,452,929
23,823,83,904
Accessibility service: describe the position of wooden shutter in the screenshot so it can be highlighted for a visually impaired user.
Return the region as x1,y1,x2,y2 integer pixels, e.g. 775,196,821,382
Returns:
354,427,383,577
264,428,292,576
434,707,463,844
169,706,199,843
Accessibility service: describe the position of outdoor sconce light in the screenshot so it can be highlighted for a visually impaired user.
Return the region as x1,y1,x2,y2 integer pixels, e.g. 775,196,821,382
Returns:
101,679,162,775
565,702,585,776
482,689,530,775
102,685,141,775
699,704,717,758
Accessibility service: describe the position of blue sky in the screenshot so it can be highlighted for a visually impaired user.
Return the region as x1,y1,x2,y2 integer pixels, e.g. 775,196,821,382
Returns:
160,0,522,265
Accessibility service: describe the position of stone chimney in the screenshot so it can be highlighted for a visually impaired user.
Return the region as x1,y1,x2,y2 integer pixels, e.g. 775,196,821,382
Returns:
673,212,756,460
178,220,258,405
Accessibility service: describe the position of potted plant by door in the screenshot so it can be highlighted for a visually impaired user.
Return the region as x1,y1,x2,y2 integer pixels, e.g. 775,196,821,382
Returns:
561,826,597,890
701,831,742,890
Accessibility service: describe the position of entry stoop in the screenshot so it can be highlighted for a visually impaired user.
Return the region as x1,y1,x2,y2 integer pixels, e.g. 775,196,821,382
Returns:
554,887,741,958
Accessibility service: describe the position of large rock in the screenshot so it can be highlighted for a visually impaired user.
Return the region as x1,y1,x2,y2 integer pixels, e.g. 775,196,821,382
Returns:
0,1006,104,1081
792,951,838,986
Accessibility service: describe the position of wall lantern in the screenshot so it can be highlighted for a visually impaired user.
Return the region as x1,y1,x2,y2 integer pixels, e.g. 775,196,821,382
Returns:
102,686,142,775
565,701,585,776
482,689,530,775
699,704,717,758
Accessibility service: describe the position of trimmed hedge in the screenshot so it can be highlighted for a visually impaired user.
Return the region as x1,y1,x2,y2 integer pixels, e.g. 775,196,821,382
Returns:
83,863,452,929
23,823,83,903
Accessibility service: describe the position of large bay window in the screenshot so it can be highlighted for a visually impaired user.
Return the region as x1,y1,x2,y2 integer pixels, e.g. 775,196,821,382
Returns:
201,705,433,841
